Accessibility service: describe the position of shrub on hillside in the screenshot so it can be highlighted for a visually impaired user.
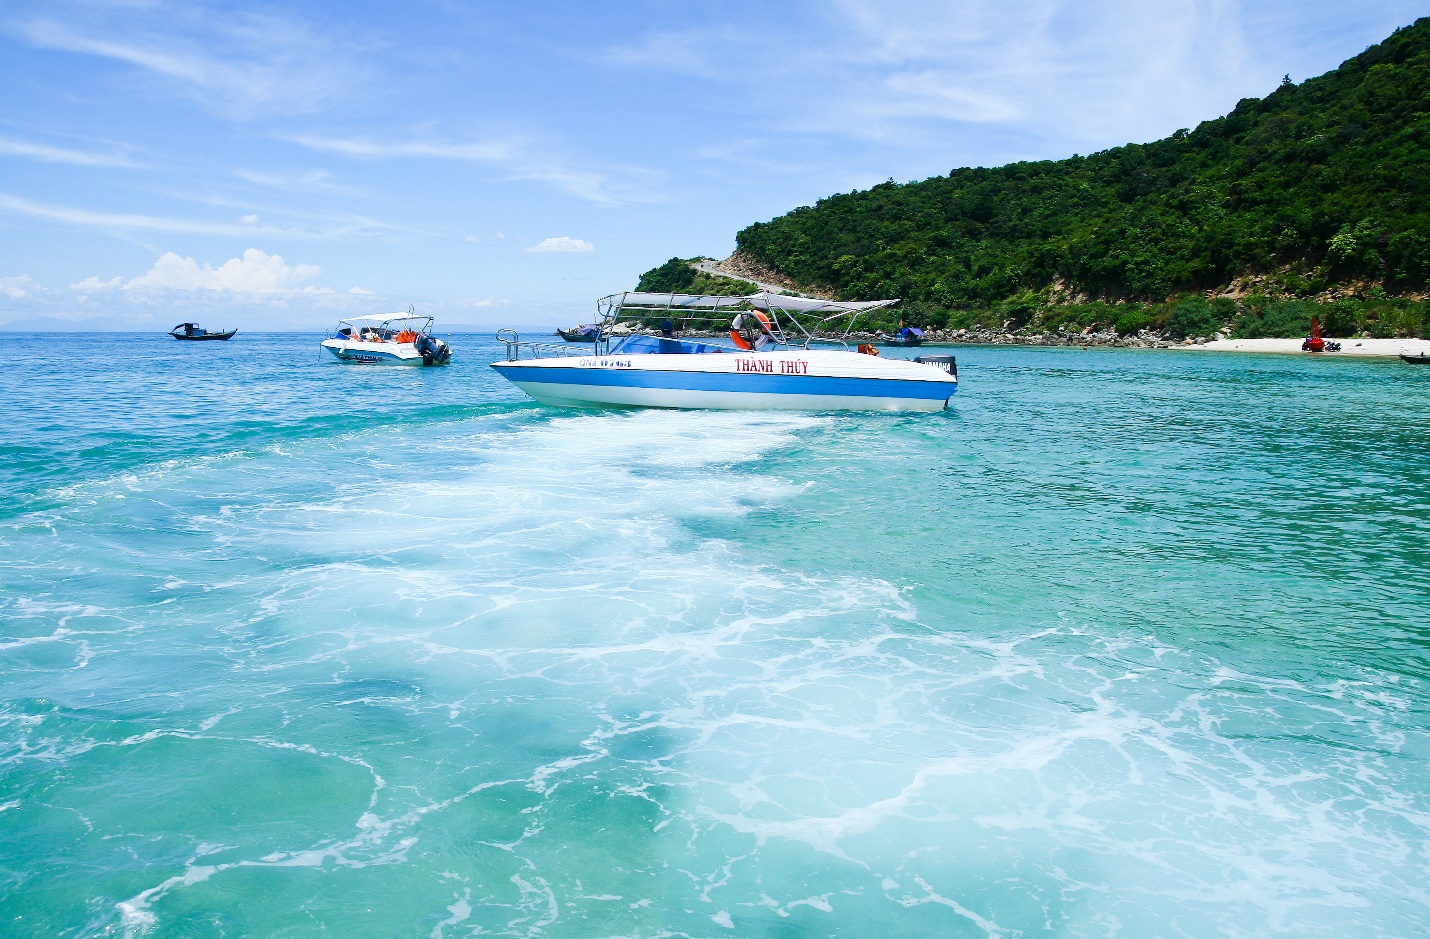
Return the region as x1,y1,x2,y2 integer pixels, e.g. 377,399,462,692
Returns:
1114,309,1151,335
1232,300,1314,338
1164,299,1230,339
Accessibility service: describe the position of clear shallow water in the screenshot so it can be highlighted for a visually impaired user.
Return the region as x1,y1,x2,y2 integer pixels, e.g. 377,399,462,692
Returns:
2,333,1429,938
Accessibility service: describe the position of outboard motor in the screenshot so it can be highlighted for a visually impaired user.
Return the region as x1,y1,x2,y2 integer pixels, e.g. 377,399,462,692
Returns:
415,334,452,366
914,354,957,380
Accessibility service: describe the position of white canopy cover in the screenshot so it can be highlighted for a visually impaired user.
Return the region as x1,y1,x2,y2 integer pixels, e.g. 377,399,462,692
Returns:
339,313,434,325
600,291,896,314
604,293,751,310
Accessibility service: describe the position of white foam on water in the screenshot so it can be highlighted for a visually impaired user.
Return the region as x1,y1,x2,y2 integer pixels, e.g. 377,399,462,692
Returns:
7,404,1430,936
430,891,473,939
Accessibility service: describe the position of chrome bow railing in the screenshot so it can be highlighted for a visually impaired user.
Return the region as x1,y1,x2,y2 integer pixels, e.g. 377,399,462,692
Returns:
496,329,594,362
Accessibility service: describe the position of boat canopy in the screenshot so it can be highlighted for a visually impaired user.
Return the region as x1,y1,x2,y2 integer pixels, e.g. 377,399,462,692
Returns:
602,293,749,312
600,291,895,314
340,313,433,324
594,290,899,346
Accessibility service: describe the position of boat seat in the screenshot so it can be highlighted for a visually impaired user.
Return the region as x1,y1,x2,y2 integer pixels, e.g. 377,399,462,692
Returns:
609,335,727,355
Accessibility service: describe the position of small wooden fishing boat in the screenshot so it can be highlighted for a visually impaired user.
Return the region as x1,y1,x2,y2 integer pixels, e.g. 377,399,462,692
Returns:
882,326,925,347
170,323,236,341
556,325,600,342
1400,352,1430,364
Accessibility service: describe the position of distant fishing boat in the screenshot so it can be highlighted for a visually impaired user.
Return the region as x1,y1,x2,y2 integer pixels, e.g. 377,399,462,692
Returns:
169,323,236,341
321,312,451,365
492,291,957,411
1401,352,1430,364
556,325,600,342
883,326,925,347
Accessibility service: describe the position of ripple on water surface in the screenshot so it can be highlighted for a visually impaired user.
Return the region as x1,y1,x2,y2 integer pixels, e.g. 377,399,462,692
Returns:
1,335,1428,937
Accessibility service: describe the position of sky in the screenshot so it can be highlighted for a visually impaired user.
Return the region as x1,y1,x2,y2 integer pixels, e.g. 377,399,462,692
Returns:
1,0,1425,331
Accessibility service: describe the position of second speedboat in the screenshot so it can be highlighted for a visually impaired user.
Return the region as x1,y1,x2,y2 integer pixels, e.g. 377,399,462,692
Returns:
321,313,451,366
491,292,956,411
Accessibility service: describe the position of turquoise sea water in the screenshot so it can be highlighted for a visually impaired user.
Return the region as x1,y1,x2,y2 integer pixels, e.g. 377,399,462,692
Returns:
2,333,1428,938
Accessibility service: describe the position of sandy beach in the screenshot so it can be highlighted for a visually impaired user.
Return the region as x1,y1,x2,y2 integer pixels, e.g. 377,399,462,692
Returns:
1188,336,1430,357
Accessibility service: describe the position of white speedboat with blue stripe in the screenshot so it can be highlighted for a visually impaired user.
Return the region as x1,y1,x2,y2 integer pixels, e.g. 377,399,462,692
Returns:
491,291,956,411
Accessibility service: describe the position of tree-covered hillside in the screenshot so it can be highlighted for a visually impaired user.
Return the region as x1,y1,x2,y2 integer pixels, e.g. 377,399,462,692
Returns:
734,18,1430,314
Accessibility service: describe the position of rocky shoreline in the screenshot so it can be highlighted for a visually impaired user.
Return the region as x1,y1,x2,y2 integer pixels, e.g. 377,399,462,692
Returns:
884,326,1205,348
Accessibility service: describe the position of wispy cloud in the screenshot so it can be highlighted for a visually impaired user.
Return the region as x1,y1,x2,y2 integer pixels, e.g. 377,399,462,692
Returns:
287,133,653,205
525,237,595,254
607,0,1262,152
0,135,140,167
14,11,361,119
821,0,1255,145
233,168,357,195
0,193,408,240
0,193,244,235
287,135,518,163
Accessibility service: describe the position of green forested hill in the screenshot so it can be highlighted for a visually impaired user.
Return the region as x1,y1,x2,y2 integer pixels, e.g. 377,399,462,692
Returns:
721,18,1430,335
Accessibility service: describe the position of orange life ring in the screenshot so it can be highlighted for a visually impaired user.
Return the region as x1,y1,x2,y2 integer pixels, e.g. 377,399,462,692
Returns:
730,311,772,350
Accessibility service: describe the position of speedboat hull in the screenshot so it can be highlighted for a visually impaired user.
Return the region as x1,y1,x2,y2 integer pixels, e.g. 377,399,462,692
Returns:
491,350,956,411
322,338,424,365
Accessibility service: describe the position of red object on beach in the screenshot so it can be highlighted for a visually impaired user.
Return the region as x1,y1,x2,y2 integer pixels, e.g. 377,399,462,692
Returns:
1304,317,1325,353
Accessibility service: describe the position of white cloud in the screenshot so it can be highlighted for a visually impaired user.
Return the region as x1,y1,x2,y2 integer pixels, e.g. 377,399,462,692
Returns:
0,136,139,167
239,213,260,225
0,275,41,299
348,286,374,295
125,248,321,294
525,236,595,254
70,275,123,292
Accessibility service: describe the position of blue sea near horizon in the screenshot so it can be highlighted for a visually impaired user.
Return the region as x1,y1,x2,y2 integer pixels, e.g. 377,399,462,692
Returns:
2,332,1428,938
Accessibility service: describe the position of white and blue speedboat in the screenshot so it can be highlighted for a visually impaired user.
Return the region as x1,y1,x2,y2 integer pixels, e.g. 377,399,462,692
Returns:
321,313,451,366
491,291,956,411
